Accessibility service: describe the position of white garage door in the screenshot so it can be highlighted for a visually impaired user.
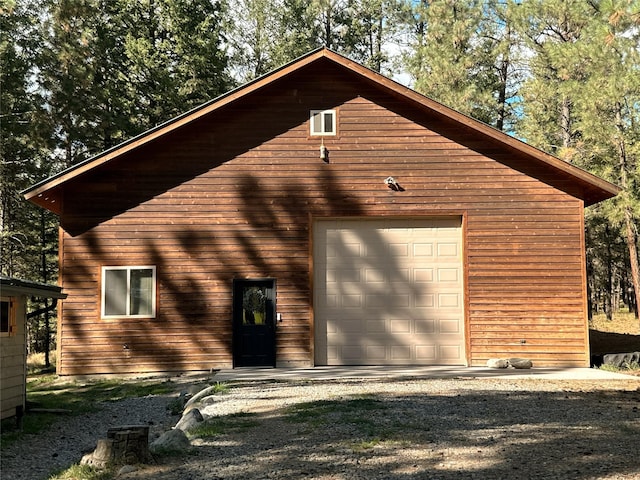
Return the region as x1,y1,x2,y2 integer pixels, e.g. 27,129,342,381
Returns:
314,218,465,365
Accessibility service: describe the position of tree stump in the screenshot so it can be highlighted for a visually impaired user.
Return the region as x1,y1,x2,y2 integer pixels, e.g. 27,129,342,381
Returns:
81,425,152,467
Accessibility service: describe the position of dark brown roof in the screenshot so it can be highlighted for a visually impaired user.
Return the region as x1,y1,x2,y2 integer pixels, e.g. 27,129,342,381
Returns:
24,48,619,213
1,275,67,299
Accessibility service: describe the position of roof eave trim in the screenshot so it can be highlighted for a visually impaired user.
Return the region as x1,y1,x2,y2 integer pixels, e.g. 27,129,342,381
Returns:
0,277,67,299
23,47,329,200
23,47,620,205
321,50,621,201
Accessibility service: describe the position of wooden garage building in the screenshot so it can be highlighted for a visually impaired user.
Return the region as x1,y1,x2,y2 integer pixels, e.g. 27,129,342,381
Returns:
24,49,619,375
1,276,66,419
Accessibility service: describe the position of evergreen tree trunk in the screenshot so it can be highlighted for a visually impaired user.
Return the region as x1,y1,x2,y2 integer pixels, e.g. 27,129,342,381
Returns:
605,225,614,321
560,96,572,150
623,205,640,320
625,214,640,318
496,55,508,132
40,210,51,368
615,106,640,320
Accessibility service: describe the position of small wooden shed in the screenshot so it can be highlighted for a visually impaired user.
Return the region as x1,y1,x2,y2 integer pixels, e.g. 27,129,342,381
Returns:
1,276,66,420
23,49,619,375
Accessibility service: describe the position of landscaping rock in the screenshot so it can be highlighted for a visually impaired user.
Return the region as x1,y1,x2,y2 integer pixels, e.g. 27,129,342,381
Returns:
175,408,204,433
184,384,220,413
150,429,190,453
603,351,640,368
487,358,509,369
508,358,533,369
117,464,138,476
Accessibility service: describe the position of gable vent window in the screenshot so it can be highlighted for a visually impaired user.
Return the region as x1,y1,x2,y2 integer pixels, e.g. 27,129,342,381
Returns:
310,109,336,136
101,266,156,319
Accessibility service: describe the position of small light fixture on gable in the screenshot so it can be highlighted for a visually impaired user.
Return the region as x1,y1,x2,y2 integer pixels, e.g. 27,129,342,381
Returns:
384,176,404,191
320,138,328,162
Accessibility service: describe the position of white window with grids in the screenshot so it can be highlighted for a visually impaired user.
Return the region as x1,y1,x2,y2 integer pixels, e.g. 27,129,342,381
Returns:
310,109,336,135
101,266,156,318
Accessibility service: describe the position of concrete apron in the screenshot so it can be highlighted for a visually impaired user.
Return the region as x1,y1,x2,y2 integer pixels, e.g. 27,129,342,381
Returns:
213,365,638,382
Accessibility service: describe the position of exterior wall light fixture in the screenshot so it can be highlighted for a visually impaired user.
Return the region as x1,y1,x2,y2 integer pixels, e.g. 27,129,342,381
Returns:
320,138,328,162
384,176,404,191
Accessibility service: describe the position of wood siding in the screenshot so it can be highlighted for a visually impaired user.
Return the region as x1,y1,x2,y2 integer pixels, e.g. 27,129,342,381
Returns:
1,296,26,420
57,62,589,374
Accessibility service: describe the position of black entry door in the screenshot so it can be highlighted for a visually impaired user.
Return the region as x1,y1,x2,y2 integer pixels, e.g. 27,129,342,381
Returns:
233,279,276,367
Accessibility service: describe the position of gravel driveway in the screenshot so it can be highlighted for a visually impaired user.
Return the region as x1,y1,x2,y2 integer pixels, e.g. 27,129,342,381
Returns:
3,373,639,480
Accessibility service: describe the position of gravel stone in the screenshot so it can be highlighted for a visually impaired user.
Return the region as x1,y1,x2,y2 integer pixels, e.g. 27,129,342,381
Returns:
1,394,177,480
2,376,639,480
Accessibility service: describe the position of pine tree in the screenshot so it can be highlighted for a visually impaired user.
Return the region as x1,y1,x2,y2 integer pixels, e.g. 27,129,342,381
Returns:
405,0,513,127
575,1,640,319
511,0,595,159
342,0,408,74
513,0,640,319
2,0,61,363
1,0,53,278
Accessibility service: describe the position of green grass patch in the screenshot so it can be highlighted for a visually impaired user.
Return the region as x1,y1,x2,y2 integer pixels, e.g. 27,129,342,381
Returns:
285,396,387,432
167,381,230,415
188,412,259,439
287,396,385,422
286,399,338,425
1,375,176,448
26,352,56,375
599,361,640,373
350,437,383,451
285,396,400,444
25,377,174,414
208,381,230,395
47,463,115,480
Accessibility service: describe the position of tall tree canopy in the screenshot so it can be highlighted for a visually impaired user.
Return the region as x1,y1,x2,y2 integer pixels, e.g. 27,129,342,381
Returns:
2,0,638,353
511,0,640,318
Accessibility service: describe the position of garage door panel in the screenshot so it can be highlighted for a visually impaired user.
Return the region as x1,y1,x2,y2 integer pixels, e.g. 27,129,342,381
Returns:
365,294,410,308
389,318,411,333
415,294,435,307
389,268,411,281
437,242,459,257
335,269,361,283
414,269,434,282
416,345,437,361
388,243,410,257
315,218,465,365
391,345,411,361
341,294,362,308
438,268,459,282
342,345,364,360
414,243,435,257
439,318,463,333
325,319,338,333
415,318,436,334
440,345,463,360
324,293,337,308
366,319,386,333
366,345,387,360
365,268,385,283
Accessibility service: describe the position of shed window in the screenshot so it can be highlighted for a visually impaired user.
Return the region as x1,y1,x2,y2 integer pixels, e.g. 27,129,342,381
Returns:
0,296,15,336
310,110,336,135
101,266,156,318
